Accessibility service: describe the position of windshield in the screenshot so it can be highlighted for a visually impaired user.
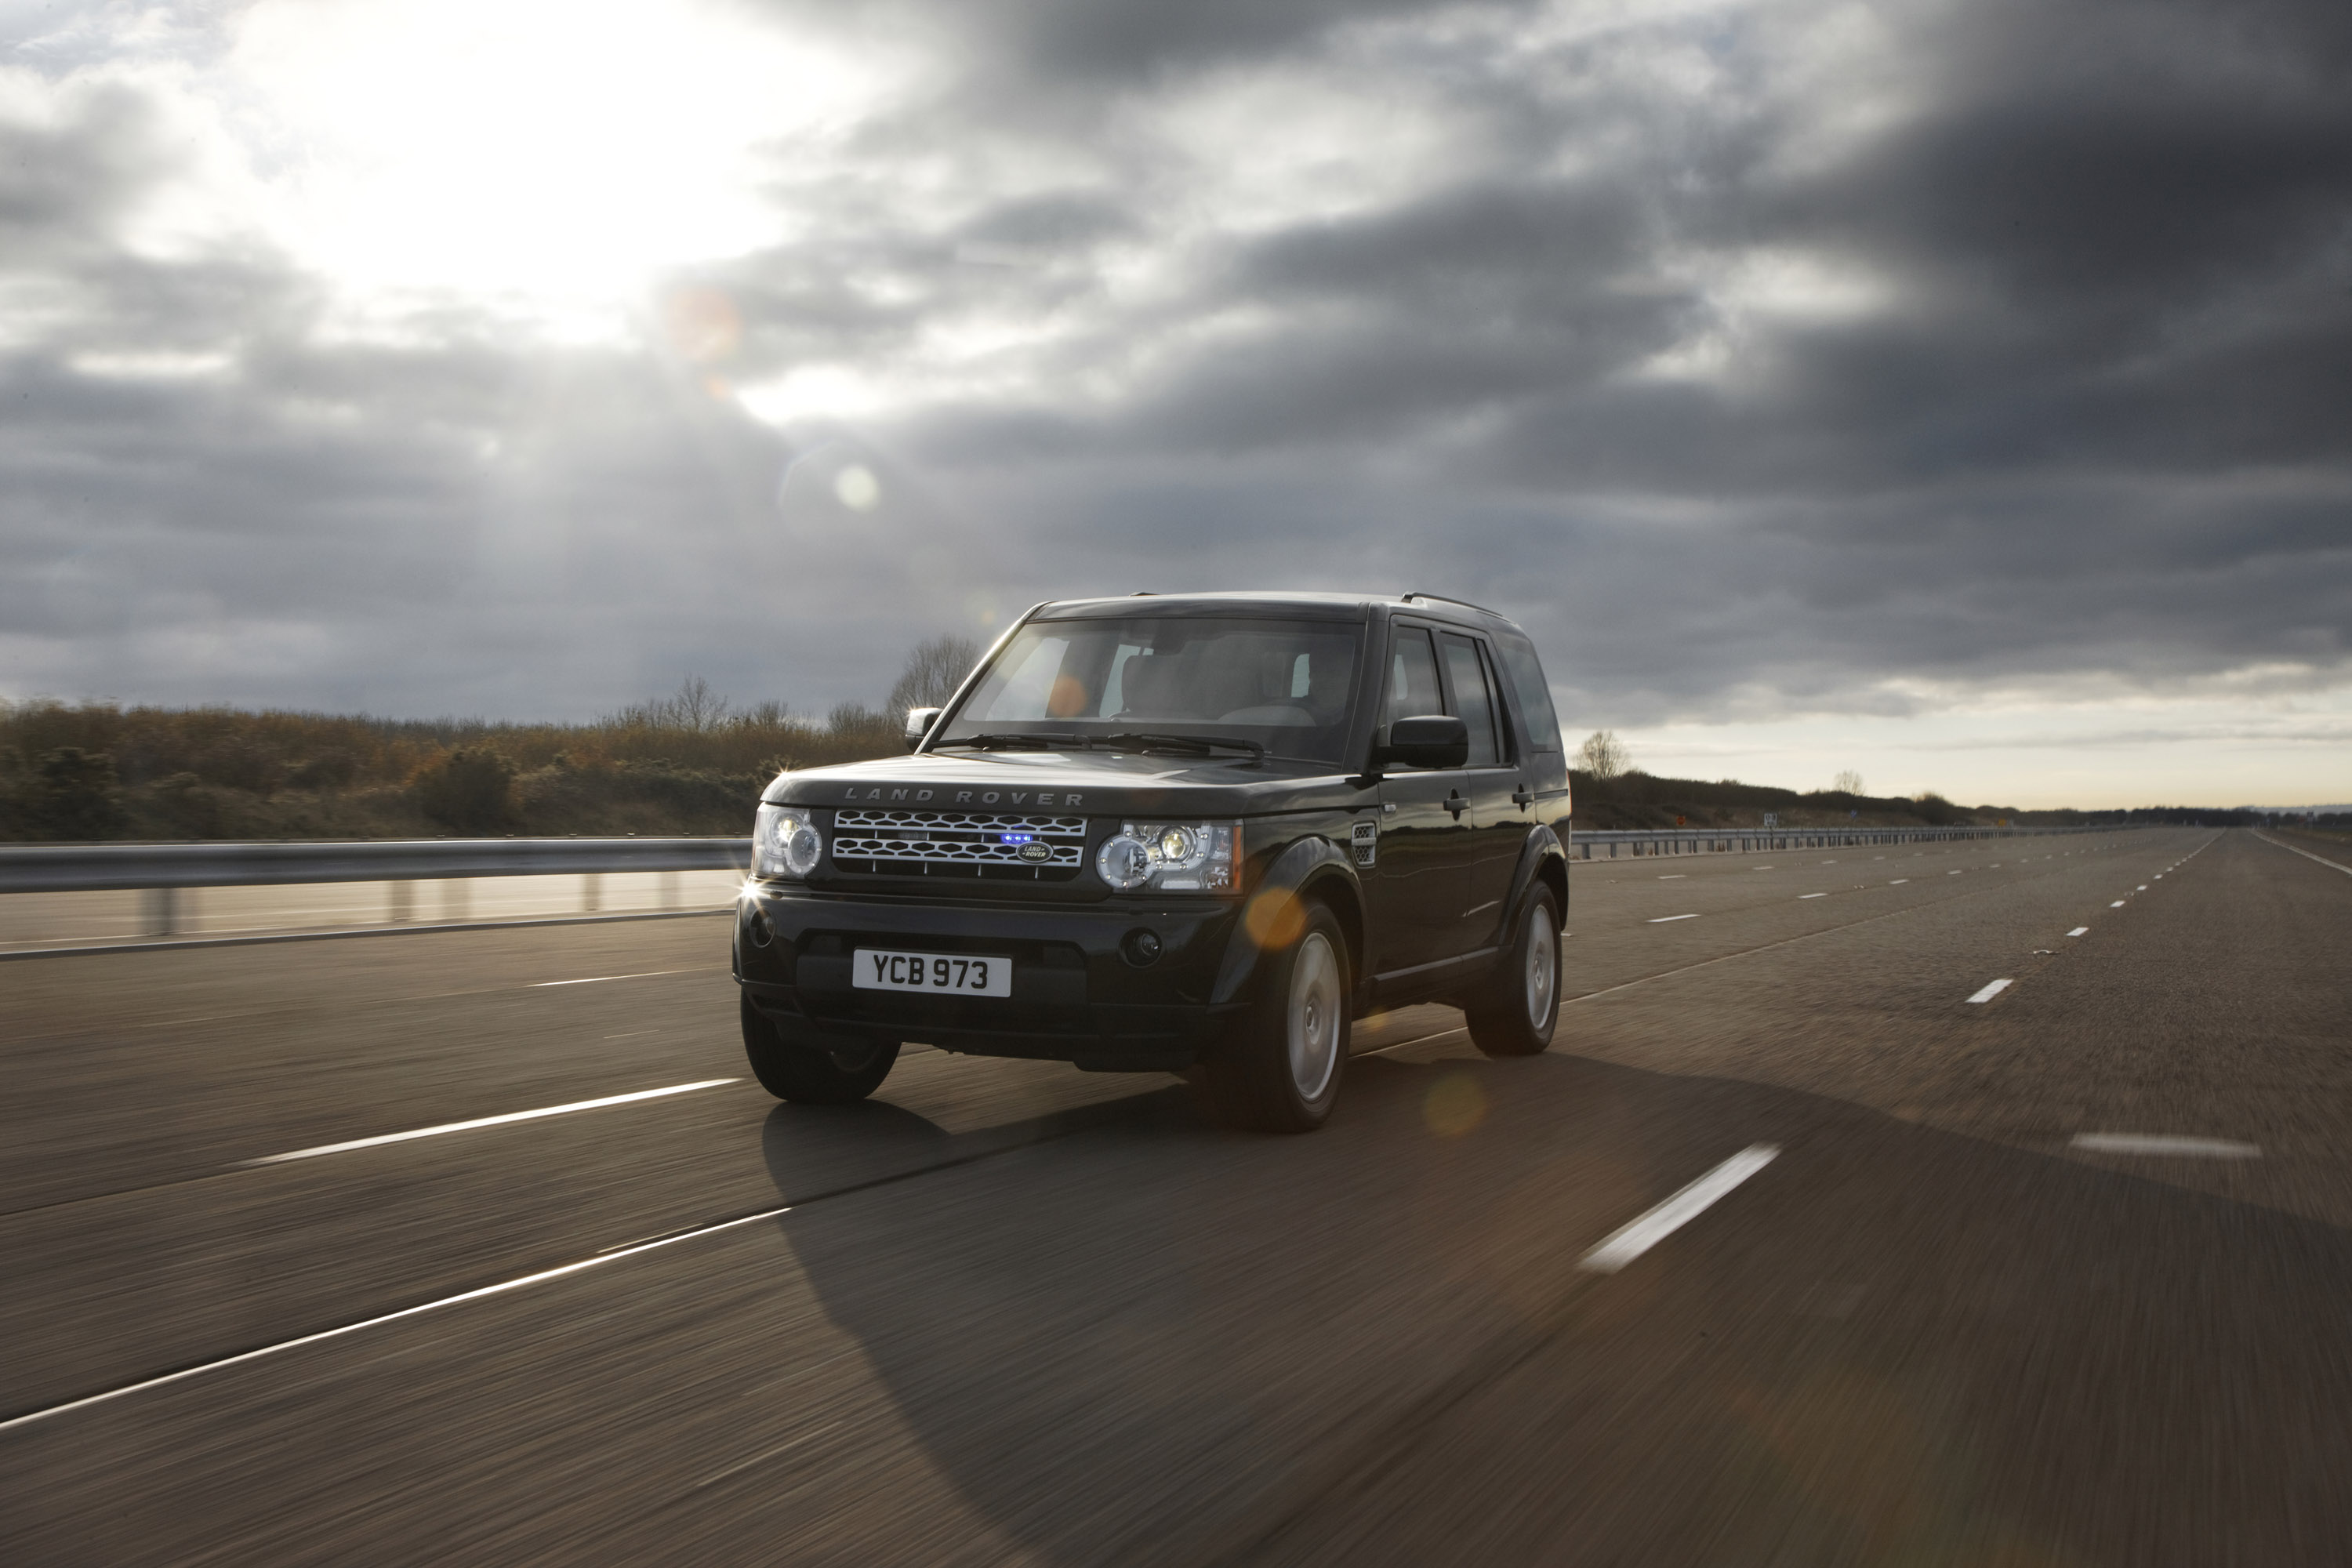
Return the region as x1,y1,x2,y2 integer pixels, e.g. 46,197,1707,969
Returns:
938,616,1363,763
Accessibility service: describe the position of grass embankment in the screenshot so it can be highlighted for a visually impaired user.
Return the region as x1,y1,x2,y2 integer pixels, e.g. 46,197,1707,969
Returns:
0,697,902,841
2,696,2289,841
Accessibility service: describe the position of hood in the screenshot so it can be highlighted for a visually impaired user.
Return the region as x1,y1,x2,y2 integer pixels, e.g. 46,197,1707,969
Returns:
762,748,1370,818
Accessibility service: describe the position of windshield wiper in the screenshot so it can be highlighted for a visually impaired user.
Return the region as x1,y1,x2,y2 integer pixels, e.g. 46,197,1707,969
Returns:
1096,731,1267,760
933,731,1090,751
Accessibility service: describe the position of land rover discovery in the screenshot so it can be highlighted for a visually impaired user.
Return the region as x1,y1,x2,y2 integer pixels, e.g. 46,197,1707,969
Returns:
732,591,1572,1131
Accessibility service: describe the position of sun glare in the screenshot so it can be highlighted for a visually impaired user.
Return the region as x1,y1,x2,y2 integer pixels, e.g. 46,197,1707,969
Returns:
220,0,878,336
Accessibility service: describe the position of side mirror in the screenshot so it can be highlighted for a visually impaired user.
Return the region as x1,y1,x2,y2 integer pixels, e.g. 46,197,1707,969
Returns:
1374,713,1468,770
902,706,942,752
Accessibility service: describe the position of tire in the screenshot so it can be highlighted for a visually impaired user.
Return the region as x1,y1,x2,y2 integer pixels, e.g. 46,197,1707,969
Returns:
739,993,899,1104
1466,884,1561,1058
1194,898,1350,1133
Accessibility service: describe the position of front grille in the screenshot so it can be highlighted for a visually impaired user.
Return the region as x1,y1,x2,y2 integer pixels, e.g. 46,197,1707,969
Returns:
831,810,1088,881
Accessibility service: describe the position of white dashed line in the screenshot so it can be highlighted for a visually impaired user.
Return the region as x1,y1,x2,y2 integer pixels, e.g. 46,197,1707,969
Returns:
1658,874,1686,880
2067,927,2089,937
1579,1145,1780,1274
2136,884,2147,891
1965,978,2013,1004
2110,900,2125,908
1948,870,1962,876
1798,892,1827,899
2070,1134,2259,1160
1889,878,1908,884
245,1080,739,1165
1648,913,1700,923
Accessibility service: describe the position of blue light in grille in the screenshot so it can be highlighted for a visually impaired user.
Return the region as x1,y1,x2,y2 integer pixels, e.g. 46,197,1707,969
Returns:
999,833,1035,845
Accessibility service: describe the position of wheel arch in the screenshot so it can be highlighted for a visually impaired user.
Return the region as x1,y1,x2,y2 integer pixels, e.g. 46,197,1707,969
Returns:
1210,833,1362,1007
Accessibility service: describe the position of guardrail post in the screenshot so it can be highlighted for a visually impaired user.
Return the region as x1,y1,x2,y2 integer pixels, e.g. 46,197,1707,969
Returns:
660,869,680,909
583,872,602,914
389,880,413,924
442,878,470,924
141,886,181,938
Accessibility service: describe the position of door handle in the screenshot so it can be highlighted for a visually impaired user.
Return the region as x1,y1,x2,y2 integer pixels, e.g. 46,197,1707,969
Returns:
1512,782,1534,809
1446,789,1468,819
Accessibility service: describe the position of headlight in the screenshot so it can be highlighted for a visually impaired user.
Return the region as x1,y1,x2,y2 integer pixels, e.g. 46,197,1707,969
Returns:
755,803,822,878
1097,821,1240,893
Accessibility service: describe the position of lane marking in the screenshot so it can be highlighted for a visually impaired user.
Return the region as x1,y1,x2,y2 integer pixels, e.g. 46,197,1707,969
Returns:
531,968,699,987
2136,884,2147,891
1658,874,1686,880
2071,1133,2260,1160
244,1080,739,1165
1948,870,1962,876
1965,978,2013,1004
1889,878,1908,884
0,1200,796,1435
2110,900,2125,907
1648,913,1700,923
2253,832,2352,877
1798,892,1827,899
1580,1145,1780,1274
692,1421,844,1490
2067,927,2089,937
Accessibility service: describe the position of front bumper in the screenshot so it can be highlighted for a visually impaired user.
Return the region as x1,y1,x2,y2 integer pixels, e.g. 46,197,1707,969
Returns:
733,884,1250,1071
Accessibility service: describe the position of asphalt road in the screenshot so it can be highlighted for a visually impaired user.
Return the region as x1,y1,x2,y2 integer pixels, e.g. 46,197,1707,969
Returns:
3,826,2348,1564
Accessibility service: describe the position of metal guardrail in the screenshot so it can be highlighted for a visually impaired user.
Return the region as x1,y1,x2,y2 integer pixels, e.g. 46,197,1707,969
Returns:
0,822,2126,896
0,837,751,895
0,823,2138,946
1569,824,2116,859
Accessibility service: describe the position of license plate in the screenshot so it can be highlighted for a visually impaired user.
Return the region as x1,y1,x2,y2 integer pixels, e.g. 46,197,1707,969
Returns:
852,949,1011,997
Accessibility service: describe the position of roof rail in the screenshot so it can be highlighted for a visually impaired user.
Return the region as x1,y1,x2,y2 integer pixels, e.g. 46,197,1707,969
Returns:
1399,591,1499,616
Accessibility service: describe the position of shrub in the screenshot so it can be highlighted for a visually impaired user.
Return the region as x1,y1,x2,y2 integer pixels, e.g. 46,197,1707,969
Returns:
25,747,130,840
413,748,518,833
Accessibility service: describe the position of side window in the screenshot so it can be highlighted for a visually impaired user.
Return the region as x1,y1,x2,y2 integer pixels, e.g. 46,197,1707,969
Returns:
1491,630,1562,753
1439,633,1501,767
1383,628,1446,772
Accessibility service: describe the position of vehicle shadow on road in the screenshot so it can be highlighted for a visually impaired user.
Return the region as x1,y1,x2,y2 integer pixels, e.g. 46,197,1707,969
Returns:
746,1047,2352,1566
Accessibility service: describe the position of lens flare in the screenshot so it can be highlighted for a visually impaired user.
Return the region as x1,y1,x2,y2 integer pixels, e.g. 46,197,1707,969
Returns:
834,465,880,510
1423,1073,1486,1137
1243,891,1305,949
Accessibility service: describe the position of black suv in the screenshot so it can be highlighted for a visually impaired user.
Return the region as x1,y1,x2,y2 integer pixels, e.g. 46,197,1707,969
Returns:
733,591,1572,1131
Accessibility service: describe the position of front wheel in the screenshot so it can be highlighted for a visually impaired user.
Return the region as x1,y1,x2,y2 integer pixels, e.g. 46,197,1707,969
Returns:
1466,885,1561,1058
739,993,899,1103
1194,899,1350,1133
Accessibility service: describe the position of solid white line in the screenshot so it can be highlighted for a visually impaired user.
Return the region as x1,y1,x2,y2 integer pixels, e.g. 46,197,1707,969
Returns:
2254,832,2352,877
1798,892,1827,899
531,968,698,987
2071,1133,2260,1160
245,1080,739,1165
0,1202,793,1434
1647,913,1700,923
1965,978,2013,1004
2067,927,2089,937
1580,1145,1779,1274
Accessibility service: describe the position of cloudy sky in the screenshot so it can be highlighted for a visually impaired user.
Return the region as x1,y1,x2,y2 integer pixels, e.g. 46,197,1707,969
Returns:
3,0,2347,806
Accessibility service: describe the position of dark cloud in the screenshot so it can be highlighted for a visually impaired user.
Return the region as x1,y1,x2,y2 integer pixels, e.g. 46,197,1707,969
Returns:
2,0,2348,748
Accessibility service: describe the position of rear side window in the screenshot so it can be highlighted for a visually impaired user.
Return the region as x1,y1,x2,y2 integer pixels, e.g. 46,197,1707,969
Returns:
1439,633,1501,767
1491,630,1563,753
1385,626,1443,725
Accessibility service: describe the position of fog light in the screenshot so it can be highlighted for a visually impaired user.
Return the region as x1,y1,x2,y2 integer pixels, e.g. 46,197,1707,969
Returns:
746,908,773,948
1122,928,1163,966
